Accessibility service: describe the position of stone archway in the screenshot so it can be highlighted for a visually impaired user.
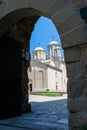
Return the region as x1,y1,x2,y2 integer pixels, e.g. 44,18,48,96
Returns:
0,8,42,117
0,0,87,129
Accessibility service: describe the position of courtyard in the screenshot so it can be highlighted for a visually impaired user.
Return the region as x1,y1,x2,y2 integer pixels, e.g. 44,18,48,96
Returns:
0,94,68,130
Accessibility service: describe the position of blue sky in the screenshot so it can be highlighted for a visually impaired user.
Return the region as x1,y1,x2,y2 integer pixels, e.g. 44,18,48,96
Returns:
30,16,64,58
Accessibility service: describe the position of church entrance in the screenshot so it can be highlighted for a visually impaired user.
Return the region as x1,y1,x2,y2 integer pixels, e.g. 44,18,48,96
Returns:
30,84,32,92
28,79,33,92
0,35,22,119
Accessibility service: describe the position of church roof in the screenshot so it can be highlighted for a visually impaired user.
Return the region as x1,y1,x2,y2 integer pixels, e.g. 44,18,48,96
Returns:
49,40,59,45
34,46,44,51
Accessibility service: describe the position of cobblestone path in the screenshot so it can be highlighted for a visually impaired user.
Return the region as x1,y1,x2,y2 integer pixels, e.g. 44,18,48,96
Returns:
0,94,68,130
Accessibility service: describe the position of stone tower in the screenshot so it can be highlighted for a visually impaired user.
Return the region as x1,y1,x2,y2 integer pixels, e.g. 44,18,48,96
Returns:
48,40,61,68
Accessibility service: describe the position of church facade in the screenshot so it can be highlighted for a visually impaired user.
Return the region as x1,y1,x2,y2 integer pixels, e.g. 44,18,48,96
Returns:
28,40,67,93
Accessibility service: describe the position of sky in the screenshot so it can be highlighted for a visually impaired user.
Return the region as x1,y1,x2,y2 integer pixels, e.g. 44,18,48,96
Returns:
30,16,64,58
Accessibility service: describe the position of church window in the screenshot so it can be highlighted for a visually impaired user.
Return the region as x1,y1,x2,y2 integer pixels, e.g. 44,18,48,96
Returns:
56,81,58,85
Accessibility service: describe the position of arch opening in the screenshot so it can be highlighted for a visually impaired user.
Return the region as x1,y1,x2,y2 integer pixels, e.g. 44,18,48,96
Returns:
29,16,67,93
28,16,68,129
0,7,43,119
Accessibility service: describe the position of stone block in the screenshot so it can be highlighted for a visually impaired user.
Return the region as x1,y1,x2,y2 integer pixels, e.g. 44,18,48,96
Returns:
67,47,87,98
66,62,82,78
80,48,87,66
68,98,87,112
69,112,87,130
64,47,81,63
67,74,86,98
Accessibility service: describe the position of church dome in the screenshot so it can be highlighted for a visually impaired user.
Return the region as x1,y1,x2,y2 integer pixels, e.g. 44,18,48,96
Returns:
33,46,46,61
49,40,59,45
34,46,44,51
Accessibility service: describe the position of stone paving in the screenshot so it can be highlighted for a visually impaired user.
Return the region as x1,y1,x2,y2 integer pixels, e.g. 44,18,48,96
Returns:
0,94,68,130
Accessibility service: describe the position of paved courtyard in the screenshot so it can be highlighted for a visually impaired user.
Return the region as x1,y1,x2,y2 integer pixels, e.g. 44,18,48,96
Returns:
0,94,68,130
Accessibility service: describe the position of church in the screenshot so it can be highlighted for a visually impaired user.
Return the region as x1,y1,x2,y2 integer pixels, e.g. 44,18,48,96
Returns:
28,40,67,93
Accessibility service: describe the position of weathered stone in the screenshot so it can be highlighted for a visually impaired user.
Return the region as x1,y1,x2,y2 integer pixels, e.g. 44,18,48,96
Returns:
80,49,87,67
73,0,87,9
67,46,87,98
69,112,87,130
66,62,82,78
68,98,87,112
68,74,86,98
64,47,81,63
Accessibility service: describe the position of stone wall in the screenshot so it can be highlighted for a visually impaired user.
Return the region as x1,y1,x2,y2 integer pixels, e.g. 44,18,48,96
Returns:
64,44,87,130
1,16,39,113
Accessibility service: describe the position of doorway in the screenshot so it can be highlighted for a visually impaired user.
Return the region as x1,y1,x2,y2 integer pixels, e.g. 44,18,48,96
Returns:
0,35,22,119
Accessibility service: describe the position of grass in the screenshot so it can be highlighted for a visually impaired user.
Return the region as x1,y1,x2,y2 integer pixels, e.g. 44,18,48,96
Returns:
30,91,63,97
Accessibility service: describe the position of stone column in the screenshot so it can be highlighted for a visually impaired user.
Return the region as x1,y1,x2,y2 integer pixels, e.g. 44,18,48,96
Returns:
21,35,31,113
64,44,87,130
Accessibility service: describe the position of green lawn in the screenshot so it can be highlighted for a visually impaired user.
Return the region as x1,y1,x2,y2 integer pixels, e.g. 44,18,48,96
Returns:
30,92,63,96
